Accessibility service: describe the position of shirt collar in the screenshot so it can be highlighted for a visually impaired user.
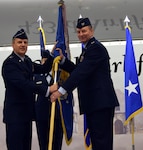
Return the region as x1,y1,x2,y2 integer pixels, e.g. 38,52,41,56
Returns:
14,52,25,61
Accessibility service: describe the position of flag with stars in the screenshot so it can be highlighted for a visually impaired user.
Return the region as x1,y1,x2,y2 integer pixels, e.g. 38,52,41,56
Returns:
53,1,73,145
124,26,143,125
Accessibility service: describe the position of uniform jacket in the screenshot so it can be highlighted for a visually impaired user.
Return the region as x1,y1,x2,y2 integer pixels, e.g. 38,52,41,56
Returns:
2,52,53,123
60,37,119,114
34,73,53,120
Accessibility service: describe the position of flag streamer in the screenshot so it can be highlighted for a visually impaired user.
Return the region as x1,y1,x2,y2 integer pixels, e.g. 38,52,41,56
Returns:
38,27,46,56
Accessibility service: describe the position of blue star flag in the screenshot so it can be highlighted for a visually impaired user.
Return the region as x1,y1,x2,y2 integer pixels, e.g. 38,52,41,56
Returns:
124,27,143,125
54,2,73,145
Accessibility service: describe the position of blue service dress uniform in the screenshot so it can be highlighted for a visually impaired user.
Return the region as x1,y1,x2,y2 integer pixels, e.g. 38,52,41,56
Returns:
35,73,63,150
1,52,53,150
60,37,119,150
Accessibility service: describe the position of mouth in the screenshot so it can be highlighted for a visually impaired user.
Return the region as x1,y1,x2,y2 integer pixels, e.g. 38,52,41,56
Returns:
20,48,26,51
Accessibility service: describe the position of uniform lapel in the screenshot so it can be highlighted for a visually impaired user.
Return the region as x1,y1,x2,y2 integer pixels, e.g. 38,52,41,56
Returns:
24,57,33,73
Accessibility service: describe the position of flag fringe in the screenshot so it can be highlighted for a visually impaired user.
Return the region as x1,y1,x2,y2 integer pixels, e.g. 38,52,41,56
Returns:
124,107,143,125
84,129,92,150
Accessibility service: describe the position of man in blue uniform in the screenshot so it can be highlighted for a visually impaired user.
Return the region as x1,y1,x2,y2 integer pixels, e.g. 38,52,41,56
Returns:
1,29,56,150
50,18,119,150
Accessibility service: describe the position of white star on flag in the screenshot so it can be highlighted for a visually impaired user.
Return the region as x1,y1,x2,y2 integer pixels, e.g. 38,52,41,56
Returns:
125,80,138,96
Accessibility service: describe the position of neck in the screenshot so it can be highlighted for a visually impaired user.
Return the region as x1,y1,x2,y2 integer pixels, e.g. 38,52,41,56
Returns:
14,52,25,60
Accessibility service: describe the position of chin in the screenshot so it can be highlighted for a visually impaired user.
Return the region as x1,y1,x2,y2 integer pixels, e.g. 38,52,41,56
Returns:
81,41,87,44
80,39,85,43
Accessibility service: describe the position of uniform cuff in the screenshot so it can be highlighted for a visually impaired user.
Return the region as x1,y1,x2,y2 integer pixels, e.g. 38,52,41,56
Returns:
58,87,67,95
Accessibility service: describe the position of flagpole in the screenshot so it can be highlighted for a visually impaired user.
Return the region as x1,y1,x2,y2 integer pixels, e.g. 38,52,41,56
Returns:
124,16,135,150
130,118,135,150
48,61,58,150
37,16,43,29
37,16,55,150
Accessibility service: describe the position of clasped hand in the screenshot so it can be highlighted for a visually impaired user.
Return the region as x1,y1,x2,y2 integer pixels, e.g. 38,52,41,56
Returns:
49,84,62,102
50,90,62,102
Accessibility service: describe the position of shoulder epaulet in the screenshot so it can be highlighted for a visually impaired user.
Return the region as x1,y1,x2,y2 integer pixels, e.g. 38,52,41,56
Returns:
91,41,95,45
8,55,14,59
7,55,22,63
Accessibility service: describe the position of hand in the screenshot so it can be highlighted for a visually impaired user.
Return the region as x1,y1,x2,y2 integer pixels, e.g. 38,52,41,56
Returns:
41,49,50,58
49,83,58,93
55,48,64,60
51,41,58,54
50,91,62,102
41,58,47,64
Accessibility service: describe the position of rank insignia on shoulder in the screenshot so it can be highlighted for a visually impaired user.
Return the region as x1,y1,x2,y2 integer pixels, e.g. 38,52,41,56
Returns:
79,51,85,62
9,56,14,59
91,41,95,44
80,55,84,62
